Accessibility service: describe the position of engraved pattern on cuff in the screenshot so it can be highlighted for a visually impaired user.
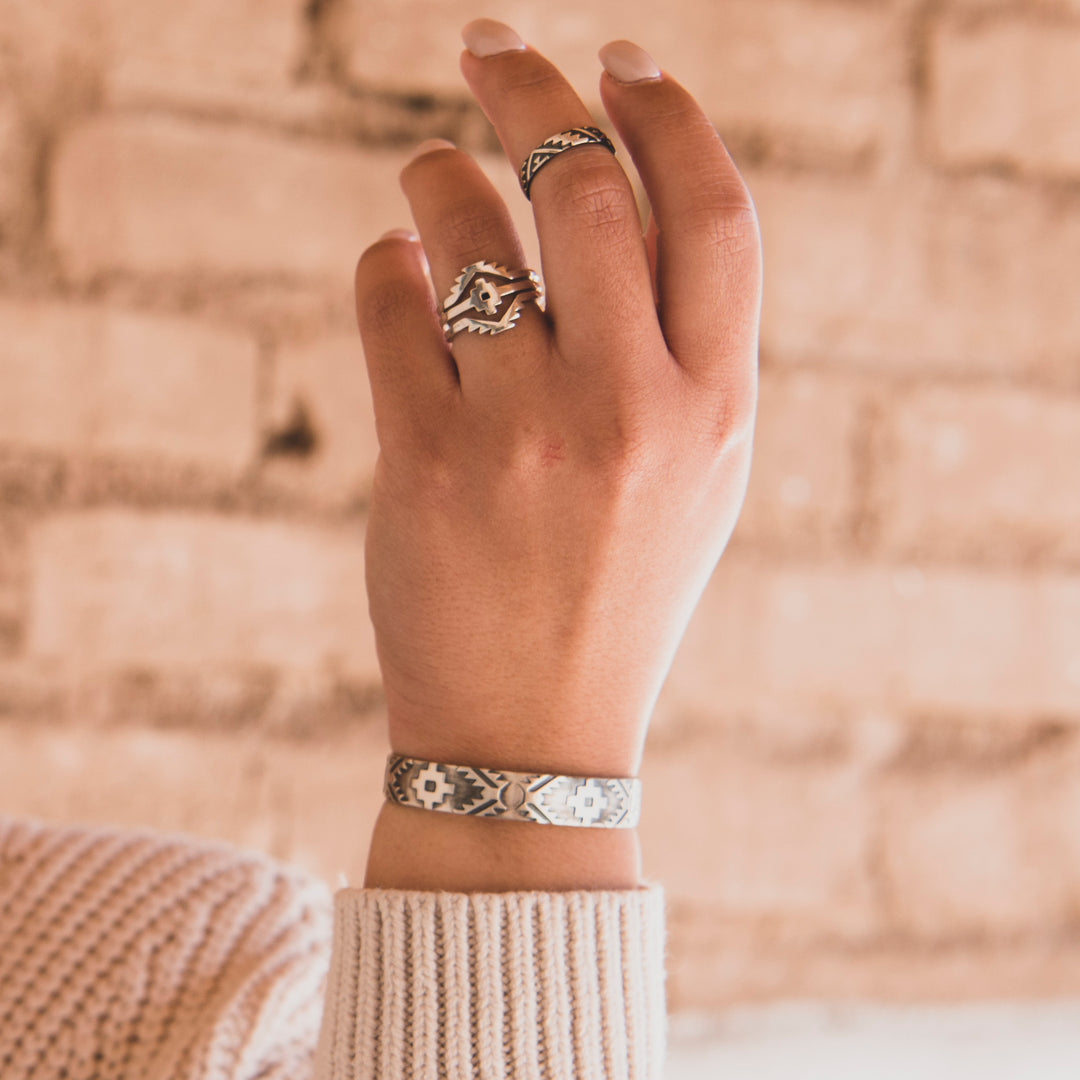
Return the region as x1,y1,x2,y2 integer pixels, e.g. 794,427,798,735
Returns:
518,126,617,200
384,754,642,829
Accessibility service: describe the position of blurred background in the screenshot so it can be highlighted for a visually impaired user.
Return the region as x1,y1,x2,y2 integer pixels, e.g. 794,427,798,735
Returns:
1,0,1078,1073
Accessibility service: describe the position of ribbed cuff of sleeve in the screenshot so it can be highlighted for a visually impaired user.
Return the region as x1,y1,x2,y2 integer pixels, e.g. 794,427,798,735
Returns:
315,884,667,1080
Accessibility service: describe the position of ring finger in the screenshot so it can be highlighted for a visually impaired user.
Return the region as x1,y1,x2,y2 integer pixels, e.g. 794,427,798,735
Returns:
401,139,550,406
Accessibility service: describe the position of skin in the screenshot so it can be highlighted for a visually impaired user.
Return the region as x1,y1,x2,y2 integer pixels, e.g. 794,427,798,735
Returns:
361,24,762,892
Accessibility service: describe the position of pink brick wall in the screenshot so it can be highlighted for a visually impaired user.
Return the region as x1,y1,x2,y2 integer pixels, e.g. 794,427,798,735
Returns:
1,0,1079,1009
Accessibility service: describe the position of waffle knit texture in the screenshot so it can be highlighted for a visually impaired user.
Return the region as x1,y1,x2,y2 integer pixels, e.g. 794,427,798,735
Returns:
0,815,667,1079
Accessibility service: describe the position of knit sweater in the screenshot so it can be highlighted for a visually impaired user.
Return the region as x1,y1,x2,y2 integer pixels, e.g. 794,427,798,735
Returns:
0,815,667,1079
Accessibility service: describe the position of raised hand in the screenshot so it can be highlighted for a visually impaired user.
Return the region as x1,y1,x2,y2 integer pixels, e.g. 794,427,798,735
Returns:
359,20,761,890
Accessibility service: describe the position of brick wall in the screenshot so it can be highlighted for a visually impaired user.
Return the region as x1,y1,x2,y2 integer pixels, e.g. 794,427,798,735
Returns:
1,0,1078,1010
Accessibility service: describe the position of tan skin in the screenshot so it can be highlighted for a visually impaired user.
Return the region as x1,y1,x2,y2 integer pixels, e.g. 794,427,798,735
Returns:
361,21,762,893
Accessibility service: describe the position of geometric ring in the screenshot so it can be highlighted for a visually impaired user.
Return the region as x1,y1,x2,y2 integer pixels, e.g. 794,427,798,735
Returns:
519,126,616,200
440,260,544,341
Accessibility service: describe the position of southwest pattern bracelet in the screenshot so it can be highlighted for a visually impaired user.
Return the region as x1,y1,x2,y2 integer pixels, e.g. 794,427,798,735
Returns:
384,754,642,829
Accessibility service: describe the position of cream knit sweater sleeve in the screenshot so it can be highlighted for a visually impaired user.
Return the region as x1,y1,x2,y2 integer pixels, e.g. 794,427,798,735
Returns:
0,815,667,1080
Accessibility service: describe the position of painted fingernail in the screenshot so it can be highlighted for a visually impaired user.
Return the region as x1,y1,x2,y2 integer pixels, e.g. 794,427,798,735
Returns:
599,40,662,84
380,228,417,242
462,18,526,58
408,137,455,163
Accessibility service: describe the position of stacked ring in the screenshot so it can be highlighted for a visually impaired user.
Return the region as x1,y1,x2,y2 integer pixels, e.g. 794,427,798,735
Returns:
518,126,617,200
441,261,544,341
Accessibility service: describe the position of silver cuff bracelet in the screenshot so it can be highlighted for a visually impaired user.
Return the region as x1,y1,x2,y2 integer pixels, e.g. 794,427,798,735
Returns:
384,753,642,828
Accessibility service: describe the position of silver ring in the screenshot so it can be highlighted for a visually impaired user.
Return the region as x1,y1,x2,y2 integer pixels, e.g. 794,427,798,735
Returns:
441,261,543,341
385,754,642,828
519,126,616,200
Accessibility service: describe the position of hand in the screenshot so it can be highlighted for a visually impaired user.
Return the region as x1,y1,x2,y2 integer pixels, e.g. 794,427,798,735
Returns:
357,21,760,784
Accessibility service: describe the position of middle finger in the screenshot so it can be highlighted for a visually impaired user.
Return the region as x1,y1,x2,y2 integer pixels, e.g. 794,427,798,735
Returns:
459,20,666,381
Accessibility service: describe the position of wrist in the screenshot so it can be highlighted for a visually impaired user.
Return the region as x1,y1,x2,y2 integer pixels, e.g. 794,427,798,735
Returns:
364,799,643,892
370,712,646,892
380,675,649,782
386,711,644,781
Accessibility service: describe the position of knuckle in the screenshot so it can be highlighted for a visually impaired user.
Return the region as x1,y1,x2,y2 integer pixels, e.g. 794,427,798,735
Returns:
381,434,455,499
438,199,507,254
720,381,758,442
505,64,569,104
713,205,761,259
701,381,758,460
357,277,422,338
546,163,640,241
412,437,457,489
585,413,656,487
685,193,761,271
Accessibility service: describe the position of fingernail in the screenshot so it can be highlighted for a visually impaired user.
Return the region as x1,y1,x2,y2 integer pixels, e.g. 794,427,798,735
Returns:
380,228,417,242
599,40,662,84
408,137,455,163
462,18,526,58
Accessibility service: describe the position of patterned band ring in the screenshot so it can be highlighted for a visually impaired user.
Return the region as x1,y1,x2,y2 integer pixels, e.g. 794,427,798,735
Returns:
384,754,643,828
518,126,617,200
441,261,544,341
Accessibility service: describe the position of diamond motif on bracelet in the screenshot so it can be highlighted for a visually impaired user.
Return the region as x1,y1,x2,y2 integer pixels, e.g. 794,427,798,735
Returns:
566,779,609,825
411,763,456,810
